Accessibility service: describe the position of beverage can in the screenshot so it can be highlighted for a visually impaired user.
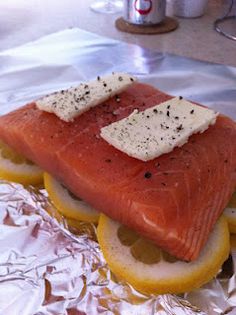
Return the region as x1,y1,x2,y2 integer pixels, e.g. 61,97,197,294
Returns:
124,0,166,25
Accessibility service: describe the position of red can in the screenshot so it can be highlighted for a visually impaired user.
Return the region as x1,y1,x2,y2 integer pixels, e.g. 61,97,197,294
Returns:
124,0,166,25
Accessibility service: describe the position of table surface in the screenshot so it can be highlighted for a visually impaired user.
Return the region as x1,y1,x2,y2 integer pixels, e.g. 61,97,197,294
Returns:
0,0,235,67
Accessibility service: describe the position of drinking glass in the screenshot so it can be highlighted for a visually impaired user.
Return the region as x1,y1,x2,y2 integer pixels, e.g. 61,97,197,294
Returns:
214,0,236,41
90,0,123,14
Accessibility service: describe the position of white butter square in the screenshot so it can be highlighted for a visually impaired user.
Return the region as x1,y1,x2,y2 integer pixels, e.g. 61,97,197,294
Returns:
36,73,137,122
100,97,218,161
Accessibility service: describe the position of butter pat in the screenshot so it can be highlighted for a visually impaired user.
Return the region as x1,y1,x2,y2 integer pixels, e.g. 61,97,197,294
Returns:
36,73,137,122
101,97,218,161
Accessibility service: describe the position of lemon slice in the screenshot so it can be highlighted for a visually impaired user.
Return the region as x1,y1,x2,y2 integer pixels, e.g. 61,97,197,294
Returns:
224,192,236,233
45,203,97,239
0,141,43,185
97,214,230,295
44,173,100,223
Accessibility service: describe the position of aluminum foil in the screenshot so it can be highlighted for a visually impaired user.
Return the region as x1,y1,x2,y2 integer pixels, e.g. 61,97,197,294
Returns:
0,28,235,315
0,29,235,120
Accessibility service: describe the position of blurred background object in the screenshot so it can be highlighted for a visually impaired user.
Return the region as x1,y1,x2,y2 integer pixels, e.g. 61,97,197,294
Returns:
0,0,235,67
123,0,166,25
166,0,175,16
174,0,209,18
90,0,123,14
214,0,236,40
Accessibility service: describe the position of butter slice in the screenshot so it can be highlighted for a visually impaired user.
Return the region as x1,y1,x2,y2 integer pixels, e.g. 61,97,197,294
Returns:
36,73,137,122
101,97,218,161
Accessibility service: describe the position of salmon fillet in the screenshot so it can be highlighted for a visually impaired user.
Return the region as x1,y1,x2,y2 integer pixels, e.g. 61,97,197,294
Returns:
0,82,235,261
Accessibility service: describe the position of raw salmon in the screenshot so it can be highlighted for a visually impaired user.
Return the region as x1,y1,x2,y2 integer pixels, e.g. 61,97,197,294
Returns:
0,82,235,261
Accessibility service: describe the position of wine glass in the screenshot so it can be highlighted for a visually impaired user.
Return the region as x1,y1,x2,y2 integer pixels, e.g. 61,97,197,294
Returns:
90,0,123,14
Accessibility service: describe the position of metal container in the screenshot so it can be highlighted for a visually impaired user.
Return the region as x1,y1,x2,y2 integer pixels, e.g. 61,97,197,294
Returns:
124,0,166,25
174,0,208,18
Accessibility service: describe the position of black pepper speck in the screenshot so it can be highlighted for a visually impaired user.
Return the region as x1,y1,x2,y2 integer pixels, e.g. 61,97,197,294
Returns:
144,171,152,179
176,124,184,132
115,95,121,103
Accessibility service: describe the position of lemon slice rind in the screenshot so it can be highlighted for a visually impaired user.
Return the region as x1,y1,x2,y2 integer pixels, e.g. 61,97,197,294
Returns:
44,172,99,223
97,214,230,295
0,143,43,185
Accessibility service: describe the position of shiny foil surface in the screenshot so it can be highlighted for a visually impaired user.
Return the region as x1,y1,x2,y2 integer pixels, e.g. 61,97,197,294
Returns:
0,28,235,314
